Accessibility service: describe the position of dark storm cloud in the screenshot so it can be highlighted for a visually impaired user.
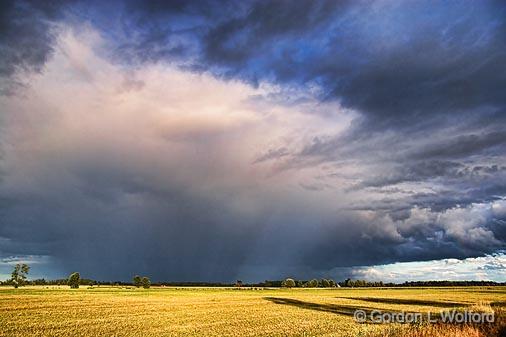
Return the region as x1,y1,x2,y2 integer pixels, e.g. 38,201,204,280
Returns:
203,1,345,65
0,0,74,94
110,0,240,65
5,0,506,118
409,131,506,161
0,142,261,282
2,0,506,282
196,1,506,123
359,161,465,188
4,0,506,117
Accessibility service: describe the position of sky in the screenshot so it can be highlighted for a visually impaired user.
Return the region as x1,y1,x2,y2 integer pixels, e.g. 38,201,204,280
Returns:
0,0,505,283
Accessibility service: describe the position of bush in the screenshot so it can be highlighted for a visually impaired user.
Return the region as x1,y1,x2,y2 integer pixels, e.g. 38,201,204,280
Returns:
68,272,80,289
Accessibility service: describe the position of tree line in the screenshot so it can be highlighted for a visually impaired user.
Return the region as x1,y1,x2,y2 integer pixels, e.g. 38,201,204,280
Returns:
263,278,339,288
1,264,151,289
2,264,505,288
254,278,505,287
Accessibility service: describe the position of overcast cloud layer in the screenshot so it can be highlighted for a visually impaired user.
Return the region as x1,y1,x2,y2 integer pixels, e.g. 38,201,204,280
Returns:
0,0,505,282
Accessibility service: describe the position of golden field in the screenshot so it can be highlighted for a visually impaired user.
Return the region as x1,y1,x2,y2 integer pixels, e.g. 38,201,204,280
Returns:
0,286,505,337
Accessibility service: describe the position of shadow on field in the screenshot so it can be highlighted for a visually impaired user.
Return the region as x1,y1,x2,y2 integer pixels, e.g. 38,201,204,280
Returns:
339,297,465,308
264,297,377,316
464,290,506,295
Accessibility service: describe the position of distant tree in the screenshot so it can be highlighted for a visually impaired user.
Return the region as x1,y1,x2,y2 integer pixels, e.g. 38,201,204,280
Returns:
141,276,151,289
321,279,331,288
328,279,337,287
133,275,142,288
304,279,318,288
282,278,296,288
344,278,352,287
68,272,80,289
235,280,243,287
356,280,366,287
10,264,30,288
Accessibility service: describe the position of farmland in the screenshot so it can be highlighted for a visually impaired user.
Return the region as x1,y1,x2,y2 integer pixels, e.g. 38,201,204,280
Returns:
1,286,505,336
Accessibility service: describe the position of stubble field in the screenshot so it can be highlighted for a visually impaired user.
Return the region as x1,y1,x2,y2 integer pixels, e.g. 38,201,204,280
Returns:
1,286,505,337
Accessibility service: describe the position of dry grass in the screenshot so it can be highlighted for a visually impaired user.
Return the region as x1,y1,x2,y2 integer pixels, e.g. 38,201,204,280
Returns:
0,286,505,336
363,304,506,337
467,301,494,313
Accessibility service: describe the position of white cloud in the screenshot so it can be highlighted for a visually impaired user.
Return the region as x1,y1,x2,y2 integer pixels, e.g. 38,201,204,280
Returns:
0,25,353,209
340,252,506,283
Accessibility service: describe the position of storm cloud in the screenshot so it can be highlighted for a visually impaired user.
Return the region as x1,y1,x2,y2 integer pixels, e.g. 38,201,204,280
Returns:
0,0,505,282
